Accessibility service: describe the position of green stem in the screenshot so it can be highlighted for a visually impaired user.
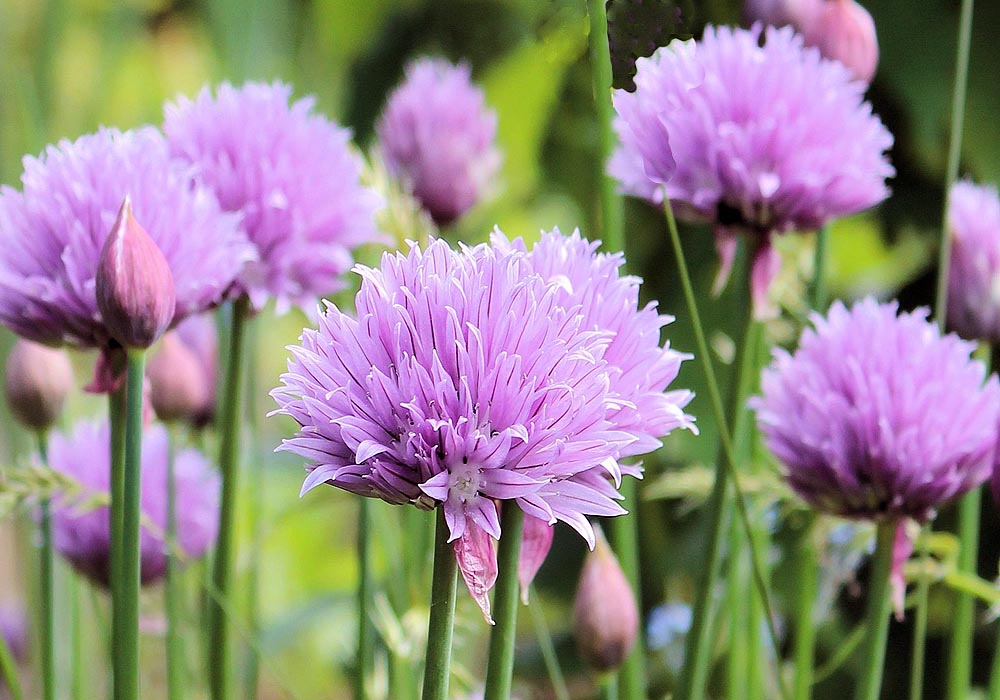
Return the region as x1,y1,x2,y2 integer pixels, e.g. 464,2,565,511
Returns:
608,482,647,700
71,574,84,700
792,518,817,700
483,506,525,700
37,432,55,700
528,587,571,700
109,380,126,691
602,674,620,700
667,204,784,700
856,521,898,700
115,349,146,700
356,498,374,700
243,322,261,700
946,487,980,700
209,296,250,700
726,513,748,700
910,559,929,700
933,0,975,322
421,509,458,700
166,427,185,700
810,226,829,312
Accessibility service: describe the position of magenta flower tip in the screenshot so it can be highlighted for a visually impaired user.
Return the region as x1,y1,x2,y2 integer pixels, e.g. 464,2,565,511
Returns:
96,197,176,349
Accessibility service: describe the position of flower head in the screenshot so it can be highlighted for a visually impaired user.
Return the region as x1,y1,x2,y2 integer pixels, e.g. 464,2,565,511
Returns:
49,419,219,587
753,298,1000,522
610,25,893,315
272,233,692,619
0,127,251,350
4,339,74,431
946,180,1000,343
164,82,384,313
376,58,502,225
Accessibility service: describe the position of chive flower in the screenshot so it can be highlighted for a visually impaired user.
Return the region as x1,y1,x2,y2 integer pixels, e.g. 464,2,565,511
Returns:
164,81,384,313
946,180,1000,343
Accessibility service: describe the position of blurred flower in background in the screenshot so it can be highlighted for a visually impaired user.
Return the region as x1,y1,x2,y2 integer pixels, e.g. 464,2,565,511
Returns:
49,419,219,587
376,58,502,226
946,180,1000,343
164,81,384,314
148,313,218,427
4,339,74,432
0,605,28,664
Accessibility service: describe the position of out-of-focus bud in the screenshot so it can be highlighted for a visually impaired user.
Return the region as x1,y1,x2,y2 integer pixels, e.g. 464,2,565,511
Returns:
573,526,639,673
4,339,74,430
95,196,176,349
946,181,1000,343
804,0,879,84
172,315,217,427
744,0,822,29
147,332,209,423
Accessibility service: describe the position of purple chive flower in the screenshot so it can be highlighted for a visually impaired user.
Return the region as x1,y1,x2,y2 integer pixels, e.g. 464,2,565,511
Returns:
376,58,502,225
610,25,893,316
946,181,1000,343
49,419,219,587
0,127,251,356
272,233,690,620
753,298,1000,522
494,228,695,594
164,81,384,313
744,0,821,28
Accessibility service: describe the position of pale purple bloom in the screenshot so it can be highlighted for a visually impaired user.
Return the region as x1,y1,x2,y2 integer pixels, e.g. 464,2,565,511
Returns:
610,25,893,316
947,181,1000,343
164,81,384,313
0,127,251,350
377,58,501,225
49,419,220,587
753,298,1000,522
272,233,691,619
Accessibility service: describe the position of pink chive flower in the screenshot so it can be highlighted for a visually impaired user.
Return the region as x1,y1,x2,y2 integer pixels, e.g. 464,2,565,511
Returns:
946,181,1000,343
272,234,691,620
0,127,252,354
753,298,999,522
610,25,893,316
164,81,384,314
494,228,695,594
49,419,220,587
376,58,502,225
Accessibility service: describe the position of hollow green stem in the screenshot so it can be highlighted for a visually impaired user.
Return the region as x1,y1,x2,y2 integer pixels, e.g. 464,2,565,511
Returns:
209,296,250,700
608,481,647,700
166,427,185,700
243,321,261,700
792,518,817,700
856,521,897,700
36,432,55,700
909,527,929,700
602,674,620,700
109,379,126,687
726,513,749,700
421,508,458,700
71,573,84,700
946,487,980,700
483,506,525,700
528,587,571,700
810,226,829,312
934,0,975,322
356,498,374,700
114,349,146,700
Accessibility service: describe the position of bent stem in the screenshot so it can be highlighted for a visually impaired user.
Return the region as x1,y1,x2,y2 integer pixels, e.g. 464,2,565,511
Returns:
857,521,897,700
209,295,250,700
37,432,55,700
421,508,458,700
483,506,525,700
356,498,374,700
665,199,785,700
166,427,185,700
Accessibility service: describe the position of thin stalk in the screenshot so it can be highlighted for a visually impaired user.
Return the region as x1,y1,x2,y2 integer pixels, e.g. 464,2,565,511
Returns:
108,381,126,693
37,432,55,700
421,509,458,700
810,226,829,311
792,518,818,700
588,0,625,254
608,481,647,700
115,349,146,700
209,296,250,700
166,426,185,700
528,587,571,700
946,487,980,700
726,515,749,700
483,507,526,700
243,322,262,700
71,573,84,700
356,499,374,700
664,199,788,700
933,0,975,320
856,521,898,700
602,675,620,700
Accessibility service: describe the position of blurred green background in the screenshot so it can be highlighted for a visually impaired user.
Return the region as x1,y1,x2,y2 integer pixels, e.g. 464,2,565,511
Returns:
1,0,999,698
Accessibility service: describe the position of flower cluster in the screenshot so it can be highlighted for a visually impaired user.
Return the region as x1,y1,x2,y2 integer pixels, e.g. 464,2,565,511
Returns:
947,180,1000,343
164,81,384,313
49,419,220,586
272,232,693,617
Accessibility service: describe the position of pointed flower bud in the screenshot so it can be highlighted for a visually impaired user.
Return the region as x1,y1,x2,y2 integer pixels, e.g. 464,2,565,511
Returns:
147,331,210,423
4,339,74,430
95,197,176,349
573,526,639,673
804,0,879,84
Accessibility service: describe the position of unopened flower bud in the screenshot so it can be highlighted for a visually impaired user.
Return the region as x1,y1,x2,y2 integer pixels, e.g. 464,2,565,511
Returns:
4,339,74,430
573,526,639,673
804,0,879,84
147,332,210,423
96,196,176,349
